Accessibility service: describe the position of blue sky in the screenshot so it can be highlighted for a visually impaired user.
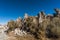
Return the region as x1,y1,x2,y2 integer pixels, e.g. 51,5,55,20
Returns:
0,0,60,24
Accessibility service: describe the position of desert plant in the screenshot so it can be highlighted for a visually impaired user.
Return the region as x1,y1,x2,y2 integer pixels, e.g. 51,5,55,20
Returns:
7,20,17,32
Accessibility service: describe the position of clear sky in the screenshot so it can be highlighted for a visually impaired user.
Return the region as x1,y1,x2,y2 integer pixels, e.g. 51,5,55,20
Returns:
0,0,60,24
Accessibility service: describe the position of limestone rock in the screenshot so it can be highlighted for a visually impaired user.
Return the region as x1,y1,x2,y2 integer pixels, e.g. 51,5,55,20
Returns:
38,11,45,23
24,13,29,19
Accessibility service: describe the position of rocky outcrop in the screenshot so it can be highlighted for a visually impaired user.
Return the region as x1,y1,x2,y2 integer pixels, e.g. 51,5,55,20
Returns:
38,11,46,23
1,8,60,40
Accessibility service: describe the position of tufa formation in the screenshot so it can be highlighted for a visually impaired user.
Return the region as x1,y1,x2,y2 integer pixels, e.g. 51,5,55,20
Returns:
6,8,60,40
